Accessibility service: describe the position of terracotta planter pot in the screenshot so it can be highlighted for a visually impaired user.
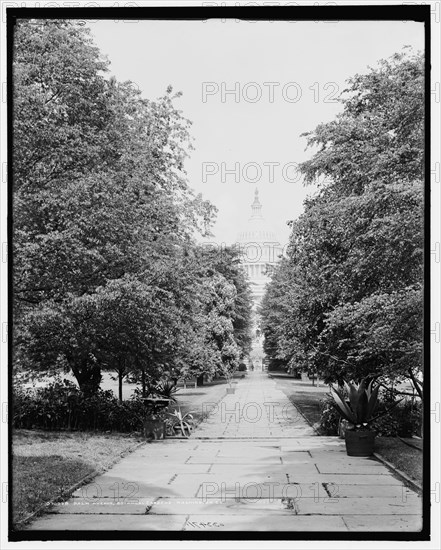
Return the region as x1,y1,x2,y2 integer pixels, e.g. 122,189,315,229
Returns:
143,418,166,440
345,429,375,456
339,419,349,439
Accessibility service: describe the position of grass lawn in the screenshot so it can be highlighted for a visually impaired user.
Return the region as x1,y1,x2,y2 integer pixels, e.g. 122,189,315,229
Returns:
12,430,144,526
272,375,328,429
375,436,422,490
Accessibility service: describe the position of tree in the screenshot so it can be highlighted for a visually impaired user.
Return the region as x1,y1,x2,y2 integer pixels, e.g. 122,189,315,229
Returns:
261,49,424,394
198,246,253,359
13,20,218,394
13,20,253,399
299,48,423,195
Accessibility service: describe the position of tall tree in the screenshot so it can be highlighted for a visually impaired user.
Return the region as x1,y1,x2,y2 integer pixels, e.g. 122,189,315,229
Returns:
13,20,220,393
261,49,424,395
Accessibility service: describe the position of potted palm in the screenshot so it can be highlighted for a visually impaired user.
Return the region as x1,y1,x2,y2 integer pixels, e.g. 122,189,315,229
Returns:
330,379,401,456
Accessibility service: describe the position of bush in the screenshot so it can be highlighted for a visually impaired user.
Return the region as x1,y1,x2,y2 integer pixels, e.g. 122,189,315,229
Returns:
372,399,422,437
238,363,247,372
13,379,147,432
319,396,340,435
318,391,422,438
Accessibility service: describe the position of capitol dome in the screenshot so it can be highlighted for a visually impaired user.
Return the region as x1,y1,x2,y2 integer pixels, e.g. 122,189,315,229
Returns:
234,188,283,305
234,188,283,370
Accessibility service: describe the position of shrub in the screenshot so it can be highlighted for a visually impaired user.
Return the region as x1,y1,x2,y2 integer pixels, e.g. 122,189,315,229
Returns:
319,388,422,438
13,379,147,432
319,396,340,435
372,399,422,437
238,363,247,372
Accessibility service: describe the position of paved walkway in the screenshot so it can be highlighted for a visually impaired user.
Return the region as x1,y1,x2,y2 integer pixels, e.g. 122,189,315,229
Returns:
26,372,422,532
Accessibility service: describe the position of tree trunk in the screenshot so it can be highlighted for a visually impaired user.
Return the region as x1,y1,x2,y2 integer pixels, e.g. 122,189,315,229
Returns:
73,363,102,396
408,368,423,402
118,368,123,403
142,366,146,398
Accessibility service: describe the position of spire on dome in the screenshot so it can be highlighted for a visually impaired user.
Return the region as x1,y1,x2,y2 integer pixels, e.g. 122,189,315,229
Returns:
250,188,263,219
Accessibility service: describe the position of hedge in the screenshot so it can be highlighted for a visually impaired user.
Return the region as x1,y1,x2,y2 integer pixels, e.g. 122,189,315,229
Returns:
13,379,147,432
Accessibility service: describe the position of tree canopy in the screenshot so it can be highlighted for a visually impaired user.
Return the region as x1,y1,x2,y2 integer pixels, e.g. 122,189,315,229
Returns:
13,19,252,396
261,49,424,398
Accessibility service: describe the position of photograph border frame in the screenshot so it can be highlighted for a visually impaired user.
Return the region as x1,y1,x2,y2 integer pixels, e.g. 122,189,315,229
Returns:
6,3,432,542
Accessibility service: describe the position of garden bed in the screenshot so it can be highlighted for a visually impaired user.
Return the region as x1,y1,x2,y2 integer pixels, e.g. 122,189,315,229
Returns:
12,430,144,526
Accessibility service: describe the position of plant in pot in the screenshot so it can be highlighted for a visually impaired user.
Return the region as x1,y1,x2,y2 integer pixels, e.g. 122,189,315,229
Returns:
154,379,179,403
221,364,237,394
166,408,195,438
330,379,401,457
141,379,179,440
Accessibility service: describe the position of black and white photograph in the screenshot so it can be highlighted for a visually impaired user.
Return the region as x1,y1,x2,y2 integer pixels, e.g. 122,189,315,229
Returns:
2,2,439,546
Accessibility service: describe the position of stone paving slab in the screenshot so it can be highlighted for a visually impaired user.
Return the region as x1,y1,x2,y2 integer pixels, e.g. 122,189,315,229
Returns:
186,456,283,464
318,484,413,499
196,481,306,499
294,496,422,516
314,464,390,475
283,474,404,486
27,514,187,530
52,501,154,515
194,481,412,500
342,514,422,532
182,515,349,531
52,493,421,520
26,511,423,533
109,466,211,477
204,466,404,486
72,481,180,500
206,463,319,475
145,497,303,516
144,496,421,517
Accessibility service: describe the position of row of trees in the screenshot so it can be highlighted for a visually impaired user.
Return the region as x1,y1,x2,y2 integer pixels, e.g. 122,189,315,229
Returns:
261,49,424,400
13,19,252,398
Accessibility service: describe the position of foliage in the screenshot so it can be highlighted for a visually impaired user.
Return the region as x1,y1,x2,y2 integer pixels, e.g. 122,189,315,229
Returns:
330,379,381,429
330,378,405,431
319,396,341,436
152,380,179,403
299,48,423,193
373,398,422,437
13,20,253,397
260,49,424,397
166,408,194,437
13,379,147,432
321,388,421,437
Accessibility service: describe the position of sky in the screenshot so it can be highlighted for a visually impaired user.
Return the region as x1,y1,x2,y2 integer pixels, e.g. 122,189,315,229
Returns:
87,18,424,247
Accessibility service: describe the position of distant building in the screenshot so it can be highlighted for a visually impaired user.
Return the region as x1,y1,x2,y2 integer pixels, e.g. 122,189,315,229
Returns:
234,189,283,370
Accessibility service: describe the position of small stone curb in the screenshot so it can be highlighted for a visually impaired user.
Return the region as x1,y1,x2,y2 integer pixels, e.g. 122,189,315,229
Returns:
373,451,422,493
13,438,146,529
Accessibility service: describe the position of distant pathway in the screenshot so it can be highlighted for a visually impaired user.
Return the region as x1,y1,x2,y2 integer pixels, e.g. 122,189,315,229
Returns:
26,372,422,532
193,371,314,439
